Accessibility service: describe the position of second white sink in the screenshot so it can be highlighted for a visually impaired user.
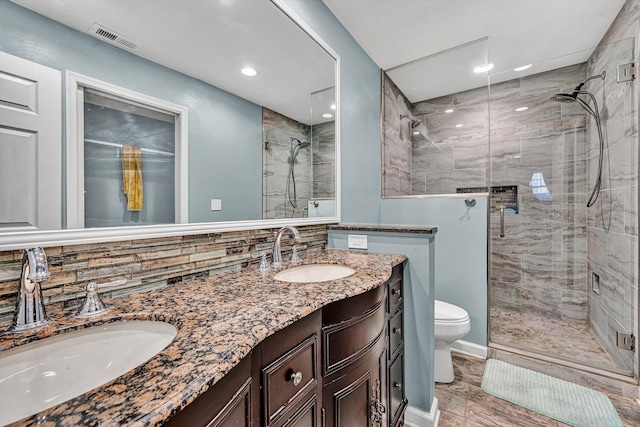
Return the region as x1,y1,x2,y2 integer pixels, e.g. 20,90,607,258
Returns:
0,320,177,425
274,264,355,283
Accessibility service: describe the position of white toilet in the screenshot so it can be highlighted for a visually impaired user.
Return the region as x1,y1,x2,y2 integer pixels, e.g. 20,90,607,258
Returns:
434,300,471,383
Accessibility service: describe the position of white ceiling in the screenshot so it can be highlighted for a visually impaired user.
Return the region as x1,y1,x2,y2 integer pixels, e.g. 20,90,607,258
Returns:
11,0,336,125
323,0,627,102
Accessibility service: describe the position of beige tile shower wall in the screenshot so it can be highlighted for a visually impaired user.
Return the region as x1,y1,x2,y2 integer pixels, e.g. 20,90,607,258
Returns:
0,224,328,327
586,0,639,374
411,85,490,195
382,72,413,196
406,63,589,322
311,121,336,199
487,64,590,323
262,108,312,218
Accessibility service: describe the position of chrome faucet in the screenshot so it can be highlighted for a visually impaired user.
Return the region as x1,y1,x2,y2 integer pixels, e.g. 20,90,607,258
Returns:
272,226,301,269
12,247,51,331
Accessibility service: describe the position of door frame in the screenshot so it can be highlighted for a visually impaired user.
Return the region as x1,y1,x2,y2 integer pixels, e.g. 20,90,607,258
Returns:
66,71,188,228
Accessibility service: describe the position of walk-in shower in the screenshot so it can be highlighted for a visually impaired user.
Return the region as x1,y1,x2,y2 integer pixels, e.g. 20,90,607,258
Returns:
381,32,638,380
550,71,607,207
285,137,310,216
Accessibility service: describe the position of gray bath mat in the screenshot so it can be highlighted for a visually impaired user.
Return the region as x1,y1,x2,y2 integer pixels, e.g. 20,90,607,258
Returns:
481,359,623,427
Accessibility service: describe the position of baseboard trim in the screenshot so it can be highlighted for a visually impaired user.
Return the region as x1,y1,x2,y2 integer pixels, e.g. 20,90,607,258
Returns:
451,339,487,359
404,398,440,427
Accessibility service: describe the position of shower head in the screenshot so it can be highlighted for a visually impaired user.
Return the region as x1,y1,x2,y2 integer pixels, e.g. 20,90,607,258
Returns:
400,114,421,128
297,140,310,148
550,71,606,104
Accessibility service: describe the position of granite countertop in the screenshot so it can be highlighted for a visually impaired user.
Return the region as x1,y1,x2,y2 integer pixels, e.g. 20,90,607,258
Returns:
328,223,438,234
0,249,406,427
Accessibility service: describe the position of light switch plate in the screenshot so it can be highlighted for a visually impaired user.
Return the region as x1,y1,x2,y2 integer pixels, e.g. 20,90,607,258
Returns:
210,199,222,211
348,234,367,250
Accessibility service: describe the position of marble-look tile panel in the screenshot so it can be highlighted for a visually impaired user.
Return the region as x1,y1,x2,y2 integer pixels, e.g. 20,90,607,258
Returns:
453,138,489,169
440,167,488,194
599,0,639,46
384,123,411,172
560,289,587,321
489,280,518,310
518,63,586,98
489,252,522,284
623,184,637,236
607,231,636,284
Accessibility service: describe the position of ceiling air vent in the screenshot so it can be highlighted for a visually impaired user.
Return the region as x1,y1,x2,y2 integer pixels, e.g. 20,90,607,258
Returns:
88,24,140,52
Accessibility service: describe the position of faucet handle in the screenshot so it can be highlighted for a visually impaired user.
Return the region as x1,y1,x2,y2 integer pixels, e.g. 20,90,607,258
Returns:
77,279,126,317
26,247,50,283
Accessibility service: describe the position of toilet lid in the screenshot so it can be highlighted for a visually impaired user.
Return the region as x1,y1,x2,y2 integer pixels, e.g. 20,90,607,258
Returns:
435,300,469,322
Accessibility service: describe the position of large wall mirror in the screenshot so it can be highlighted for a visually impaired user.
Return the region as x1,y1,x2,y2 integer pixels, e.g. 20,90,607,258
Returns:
0,0,339,249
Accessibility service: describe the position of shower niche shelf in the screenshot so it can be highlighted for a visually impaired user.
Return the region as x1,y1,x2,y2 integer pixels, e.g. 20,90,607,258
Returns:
490,185,518,214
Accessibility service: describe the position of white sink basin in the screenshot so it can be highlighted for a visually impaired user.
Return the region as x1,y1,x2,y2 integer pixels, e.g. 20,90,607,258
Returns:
0,320,177,425
274,264,356,283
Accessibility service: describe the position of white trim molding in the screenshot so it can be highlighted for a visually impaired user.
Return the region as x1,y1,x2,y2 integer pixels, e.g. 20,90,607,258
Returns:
451,339,488,359
404,398,440,427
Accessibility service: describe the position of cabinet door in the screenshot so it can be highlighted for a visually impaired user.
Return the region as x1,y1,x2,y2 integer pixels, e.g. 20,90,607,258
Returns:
387,352,407,427
322,347,384,427
165,356,253,427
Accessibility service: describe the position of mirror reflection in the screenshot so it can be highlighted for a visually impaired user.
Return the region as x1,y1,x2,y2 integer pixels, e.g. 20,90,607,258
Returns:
0,0,337,234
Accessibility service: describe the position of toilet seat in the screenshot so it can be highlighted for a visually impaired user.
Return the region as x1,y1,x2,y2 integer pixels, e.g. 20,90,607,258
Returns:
435,300,470,323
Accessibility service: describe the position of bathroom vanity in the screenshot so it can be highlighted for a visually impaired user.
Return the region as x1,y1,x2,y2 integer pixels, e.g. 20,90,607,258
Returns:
165,263,406,427
0,250,407,426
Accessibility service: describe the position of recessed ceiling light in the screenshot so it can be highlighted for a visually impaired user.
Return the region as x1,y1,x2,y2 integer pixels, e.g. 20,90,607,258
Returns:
445,109,454,113
515,107,529,112
455,124,464,128
330,104,336,110
514,64,532,72
241,67,257,77
473,63,494,74
413,131,420,135
322,113,333,118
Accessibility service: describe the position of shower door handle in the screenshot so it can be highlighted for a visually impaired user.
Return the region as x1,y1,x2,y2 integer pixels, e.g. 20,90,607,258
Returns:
500,205,505,237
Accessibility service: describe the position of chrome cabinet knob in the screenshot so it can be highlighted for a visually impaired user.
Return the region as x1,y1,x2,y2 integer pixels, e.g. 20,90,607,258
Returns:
393,327,401,334
290,371,303,386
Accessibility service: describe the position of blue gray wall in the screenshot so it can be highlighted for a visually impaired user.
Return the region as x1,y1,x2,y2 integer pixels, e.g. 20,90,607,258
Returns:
381,197,488,346
282,0,383,224
0,0,262,224
328,230,436,415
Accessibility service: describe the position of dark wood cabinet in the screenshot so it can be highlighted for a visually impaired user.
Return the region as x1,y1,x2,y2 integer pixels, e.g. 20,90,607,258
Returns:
164,354,255,427
165,262,407,427
385,264,407,427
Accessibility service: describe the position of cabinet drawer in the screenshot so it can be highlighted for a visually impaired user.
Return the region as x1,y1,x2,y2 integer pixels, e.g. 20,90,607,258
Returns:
322,296,386,375
388,308,403,359
387,278,403,314
263,335,318,426
388,353,407,427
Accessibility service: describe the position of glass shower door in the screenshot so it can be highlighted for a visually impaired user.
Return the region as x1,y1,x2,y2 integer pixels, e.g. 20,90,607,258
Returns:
488,38,637,375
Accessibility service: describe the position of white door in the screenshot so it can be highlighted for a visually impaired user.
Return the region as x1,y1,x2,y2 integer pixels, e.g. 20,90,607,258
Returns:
0,52,62,231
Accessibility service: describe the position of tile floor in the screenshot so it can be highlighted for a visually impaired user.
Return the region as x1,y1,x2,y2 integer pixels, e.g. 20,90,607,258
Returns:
490,307,622,372
435,353,640,426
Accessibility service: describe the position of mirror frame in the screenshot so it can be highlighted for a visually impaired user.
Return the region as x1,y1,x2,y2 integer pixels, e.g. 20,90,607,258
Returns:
0,0,340,250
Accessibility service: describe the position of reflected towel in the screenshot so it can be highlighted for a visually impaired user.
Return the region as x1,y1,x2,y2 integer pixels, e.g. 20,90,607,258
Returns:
121,145,143,211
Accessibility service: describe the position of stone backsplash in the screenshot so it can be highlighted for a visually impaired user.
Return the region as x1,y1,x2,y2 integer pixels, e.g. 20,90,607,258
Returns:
0,224,328,326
